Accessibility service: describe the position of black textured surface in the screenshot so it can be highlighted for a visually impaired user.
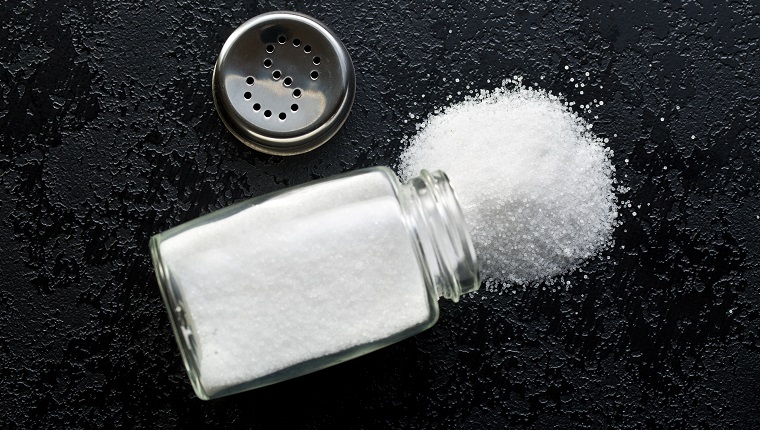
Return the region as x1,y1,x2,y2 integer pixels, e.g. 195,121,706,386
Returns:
1,0,758,428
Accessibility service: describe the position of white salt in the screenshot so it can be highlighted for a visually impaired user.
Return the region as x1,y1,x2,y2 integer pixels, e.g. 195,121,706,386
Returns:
158,171,432,397
399,79,618,284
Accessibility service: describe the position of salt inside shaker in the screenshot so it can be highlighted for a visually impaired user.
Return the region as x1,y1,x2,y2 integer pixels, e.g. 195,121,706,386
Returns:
150,166,479,399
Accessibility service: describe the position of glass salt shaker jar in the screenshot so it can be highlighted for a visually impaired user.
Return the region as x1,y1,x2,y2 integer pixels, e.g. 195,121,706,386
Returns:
150,166,479,400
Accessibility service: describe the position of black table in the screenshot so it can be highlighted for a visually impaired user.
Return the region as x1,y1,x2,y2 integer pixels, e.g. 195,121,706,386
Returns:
1,1,758,428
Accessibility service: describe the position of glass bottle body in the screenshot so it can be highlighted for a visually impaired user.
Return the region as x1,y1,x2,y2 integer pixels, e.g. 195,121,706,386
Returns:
150,166,478,399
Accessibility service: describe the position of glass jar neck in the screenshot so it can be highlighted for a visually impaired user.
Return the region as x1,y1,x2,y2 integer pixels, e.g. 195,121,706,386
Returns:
399,170,479,302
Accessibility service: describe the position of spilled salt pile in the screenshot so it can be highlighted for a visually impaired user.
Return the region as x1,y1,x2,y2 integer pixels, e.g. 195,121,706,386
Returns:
399,79,619,284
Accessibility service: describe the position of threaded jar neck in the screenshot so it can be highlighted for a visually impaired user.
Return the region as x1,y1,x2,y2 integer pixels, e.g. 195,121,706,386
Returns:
399,170,479,302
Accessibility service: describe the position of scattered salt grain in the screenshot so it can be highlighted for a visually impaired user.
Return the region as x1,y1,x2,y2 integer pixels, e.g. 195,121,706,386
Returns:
399,79,619,284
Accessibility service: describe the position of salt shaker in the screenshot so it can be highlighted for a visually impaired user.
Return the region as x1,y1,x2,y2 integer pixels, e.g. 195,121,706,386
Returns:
150,166,479,399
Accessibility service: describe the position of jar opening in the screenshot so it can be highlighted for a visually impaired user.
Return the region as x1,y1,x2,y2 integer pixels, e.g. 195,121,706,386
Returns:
400,169,480,302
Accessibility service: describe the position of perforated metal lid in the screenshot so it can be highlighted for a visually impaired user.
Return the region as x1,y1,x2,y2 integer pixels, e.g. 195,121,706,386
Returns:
213,11,356,155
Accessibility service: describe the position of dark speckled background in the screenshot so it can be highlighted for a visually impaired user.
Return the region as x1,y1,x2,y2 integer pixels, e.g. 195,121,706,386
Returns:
1,0,758,428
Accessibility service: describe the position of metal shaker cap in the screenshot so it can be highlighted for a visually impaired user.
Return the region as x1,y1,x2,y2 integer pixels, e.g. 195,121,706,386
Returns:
213,11,356,155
